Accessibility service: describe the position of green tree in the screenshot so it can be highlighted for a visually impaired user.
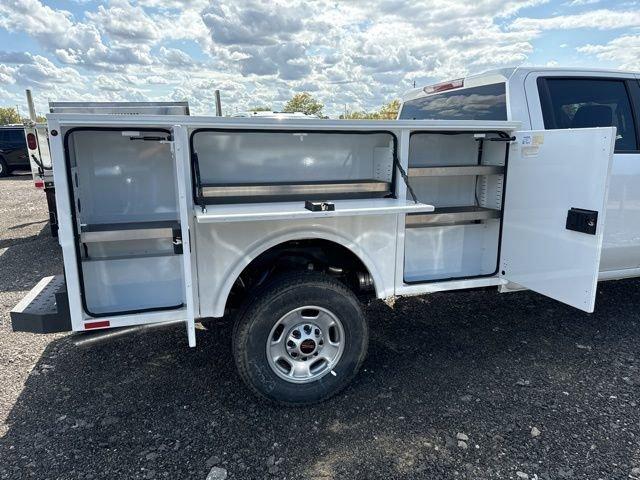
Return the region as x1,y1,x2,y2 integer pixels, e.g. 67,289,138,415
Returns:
282,93,323,116
249,106,272,112
0,107,21,125
340,100,401,120
377,99,400,119
340,110,377,120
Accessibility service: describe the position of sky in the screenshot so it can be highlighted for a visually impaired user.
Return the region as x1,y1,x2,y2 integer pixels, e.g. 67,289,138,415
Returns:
0,0,638,117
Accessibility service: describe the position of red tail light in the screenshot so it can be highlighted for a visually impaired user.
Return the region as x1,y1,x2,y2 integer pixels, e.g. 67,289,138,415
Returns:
423,78,464,94
34,180,44,189
26,132,37,150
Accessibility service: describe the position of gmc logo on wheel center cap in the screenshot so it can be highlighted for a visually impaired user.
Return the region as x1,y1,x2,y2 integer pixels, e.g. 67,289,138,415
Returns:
300,339,316,354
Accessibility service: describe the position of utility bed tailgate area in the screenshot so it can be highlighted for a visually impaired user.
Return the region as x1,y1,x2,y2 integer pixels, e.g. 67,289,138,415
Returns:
11,275,71,334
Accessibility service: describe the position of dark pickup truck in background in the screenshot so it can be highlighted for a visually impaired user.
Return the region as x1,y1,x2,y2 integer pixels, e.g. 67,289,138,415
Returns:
0,125,29,177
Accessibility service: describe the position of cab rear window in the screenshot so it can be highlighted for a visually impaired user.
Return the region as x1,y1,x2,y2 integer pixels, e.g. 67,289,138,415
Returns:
399,83,507,121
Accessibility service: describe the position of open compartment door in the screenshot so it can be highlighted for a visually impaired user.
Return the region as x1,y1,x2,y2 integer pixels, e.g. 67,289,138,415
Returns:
172,126,197,346
500,127,615,312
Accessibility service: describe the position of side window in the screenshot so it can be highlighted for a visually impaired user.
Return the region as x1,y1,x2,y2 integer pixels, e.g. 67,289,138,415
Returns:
538,78,639,152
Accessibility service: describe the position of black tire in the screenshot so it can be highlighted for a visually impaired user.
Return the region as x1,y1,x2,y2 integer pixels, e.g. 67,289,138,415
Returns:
233,271,368,405
0,157,9,177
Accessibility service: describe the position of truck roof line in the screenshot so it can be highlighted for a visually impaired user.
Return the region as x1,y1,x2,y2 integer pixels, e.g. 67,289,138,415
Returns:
401,65,640,100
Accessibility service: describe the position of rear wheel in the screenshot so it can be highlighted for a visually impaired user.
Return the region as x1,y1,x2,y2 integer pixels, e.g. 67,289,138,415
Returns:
233,272,368,405
0,157,8,177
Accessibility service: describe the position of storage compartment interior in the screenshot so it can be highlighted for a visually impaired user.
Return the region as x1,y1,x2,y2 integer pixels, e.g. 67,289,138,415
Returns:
66,129,184,315
191,130,396,204
82,255,184,315
404,131,509,282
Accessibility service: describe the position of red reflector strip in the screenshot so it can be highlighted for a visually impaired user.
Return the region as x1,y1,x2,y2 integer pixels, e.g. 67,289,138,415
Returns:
34,180,45,189
85,320,110,330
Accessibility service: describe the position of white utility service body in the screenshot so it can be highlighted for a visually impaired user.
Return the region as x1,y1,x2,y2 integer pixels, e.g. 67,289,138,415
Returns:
11,113,616,404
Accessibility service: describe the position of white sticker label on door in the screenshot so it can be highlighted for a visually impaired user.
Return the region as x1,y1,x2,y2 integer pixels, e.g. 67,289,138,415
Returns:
521,133,544,158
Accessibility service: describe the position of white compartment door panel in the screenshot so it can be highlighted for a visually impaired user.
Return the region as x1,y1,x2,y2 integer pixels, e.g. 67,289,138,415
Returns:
501,127,615,312
173,126,197,346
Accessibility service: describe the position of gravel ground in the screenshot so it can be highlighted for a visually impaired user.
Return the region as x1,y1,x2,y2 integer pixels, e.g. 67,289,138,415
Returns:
1,175,640,480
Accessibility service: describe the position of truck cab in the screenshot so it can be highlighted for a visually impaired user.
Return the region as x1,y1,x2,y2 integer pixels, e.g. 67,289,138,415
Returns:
399,67,640,280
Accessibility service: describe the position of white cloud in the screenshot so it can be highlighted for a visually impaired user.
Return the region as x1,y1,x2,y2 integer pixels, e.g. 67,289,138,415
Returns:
144,76,171,85
202,1,305,46
86,0,160,43
566,0,600,5
510,9,640,31
95,74,123,91
137,0,207,9
0,51,35,64
0,0,157,71
0,0,103,52
158,47,195,68
577,34,640,70
12,55,81,88
0,64,16,84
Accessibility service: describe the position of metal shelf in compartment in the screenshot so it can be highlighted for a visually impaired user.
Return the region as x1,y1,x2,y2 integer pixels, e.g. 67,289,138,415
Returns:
80,220,180,243
405,206,500,228
408,165,504,177
200,179,391,202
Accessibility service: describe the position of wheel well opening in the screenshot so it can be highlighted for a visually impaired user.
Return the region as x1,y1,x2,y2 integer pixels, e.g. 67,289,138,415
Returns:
227,239,376,311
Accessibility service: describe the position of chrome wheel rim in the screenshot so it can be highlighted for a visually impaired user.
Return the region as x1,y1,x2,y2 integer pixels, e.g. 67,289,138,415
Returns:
266,306,345,383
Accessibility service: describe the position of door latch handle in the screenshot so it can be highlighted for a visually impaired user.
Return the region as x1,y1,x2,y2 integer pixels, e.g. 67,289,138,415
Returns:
172,228,183,254
566,208,598,235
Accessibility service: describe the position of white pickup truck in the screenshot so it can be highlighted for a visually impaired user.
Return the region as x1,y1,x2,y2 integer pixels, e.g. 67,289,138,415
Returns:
10,66,639,405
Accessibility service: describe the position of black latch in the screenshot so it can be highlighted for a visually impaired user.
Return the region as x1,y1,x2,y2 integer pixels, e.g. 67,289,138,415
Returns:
566,208,598,235
128,135,172,142
305,201,335,212
172,228,183,254
487,136,516,142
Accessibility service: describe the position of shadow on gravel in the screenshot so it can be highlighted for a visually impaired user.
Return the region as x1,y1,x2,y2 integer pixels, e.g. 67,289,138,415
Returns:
0,224,61,292
0,230,48,250
8,219,48,231
1,280,640,479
